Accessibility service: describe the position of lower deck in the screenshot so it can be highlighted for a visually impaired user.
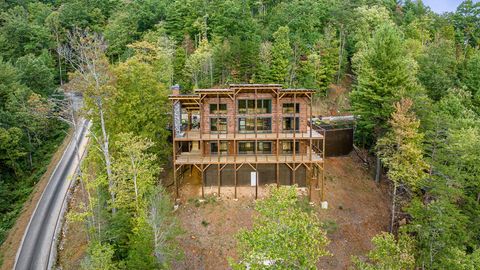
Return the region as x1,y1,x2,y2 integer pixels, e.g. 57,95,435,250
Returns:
174,158,325,200
175,150,323,165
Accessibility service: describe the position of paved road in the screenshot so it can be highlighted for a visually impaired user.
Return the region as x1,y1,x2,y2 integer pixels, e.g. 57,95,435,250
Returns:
14,118,90,270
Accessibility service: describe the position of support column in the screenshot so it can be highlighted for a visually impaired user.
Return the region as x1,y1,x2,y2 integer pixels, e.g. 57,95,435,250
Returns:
234,163,237,199
201,164,204,198
276,162,279,187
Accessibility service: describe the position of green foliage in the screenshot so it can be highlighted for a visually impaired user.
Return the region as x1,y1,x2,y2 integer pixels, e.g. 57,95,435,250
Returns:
351,5,394,51
376,99,427,189
15,52,56,96
462,50,480,108
269,26,293,85
0,3,54,59
231,185,330,269
81,241,117,270
125,214,159,270
148,186,184,268
0,54,67,245
350,23,421,146
112,133,158,210
1,0,480,268
184,38,213,88
417,37,457,101
111,44,172,161
353,232,415,270
297,26,340,93
404,198,470,269
453,0,480,48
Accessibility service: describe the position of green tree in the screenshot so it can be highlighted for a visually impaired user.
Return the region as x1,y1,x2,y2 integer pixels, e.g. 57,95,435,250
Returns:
81,241,117,270
351,5,394,51
15,52,56,96
453,0,480,49
350,23,421,146
111,44,172,161
270,26,293,85
297,26,340,93
184,38,213,88
148,186,183,268
417,36,457,101
230,185,330,269
112,133,158,211
376,99,428,232
405,198,470,269
126,214,159,269
0,4,54,59
353,232,415,270
462,50,480,107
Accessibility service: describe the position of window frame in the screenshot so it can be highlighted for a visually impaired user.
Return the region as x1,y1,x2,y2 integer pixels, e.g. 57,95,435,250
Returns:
282,103,300,114
282,117,300,132
210,141,228,155
257,141,273,154
282,141,300,154
237,99,272,114
238,141,256,154
210,117,228,133
209,103,227,114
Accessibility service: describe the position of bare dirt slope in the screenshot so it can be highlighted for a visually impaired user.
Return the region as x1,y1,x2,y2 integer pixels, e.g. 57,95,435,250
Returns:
173,154,390,269
0,130,72,270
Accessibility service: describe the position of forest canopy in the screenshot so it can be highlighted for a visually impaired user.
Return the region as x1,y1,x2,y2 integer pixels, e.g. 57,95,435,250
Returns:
1,0,480,269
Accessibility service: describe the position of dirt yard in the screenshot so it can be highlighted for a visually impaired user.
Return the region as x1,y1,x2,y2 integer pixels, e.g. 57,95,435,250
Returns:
56,154,390,270
172,154,390,269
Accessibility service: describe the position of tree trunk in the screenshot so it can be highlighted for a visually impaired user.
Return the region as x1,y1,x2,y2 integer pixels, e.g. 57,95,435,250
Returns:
337,27,345,84
97,99,115,213
375,155,382,183
26,130,33,170
130,155,139,209
390,181,397,233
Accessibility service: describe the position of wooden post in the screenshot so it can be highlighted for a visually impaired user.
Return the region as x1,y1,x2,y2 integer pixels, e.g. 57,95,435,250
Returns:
172,101,179,199
276,162,279,187
307,165,312,201
292,163,296,185
321,163,325,201
201,164,204,198
254,88,258,163
293,92,296,162
255,164,258,199
276,89,280,187
217,92,221,196
234,89,238,199
234,163,237,199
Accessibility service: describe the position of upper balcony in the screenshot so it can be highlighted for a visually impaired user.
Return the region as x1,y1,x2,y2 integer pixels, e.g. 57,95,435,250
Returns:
174,126,324,141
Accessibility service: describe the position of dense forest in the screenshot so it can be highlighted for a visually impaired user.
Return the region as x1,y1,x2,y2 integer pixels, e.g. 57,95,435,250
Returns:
1,0,480,268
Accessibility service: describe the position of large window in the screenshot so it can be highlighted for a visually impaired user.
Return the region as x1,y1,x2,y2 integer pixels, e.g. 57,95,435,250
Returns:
238,117,272,133
257,141,272,154
256,99,272,113
283,117,300,131
238,117,255,133
210,141,228,154
282,141,299,154
210,117,227,133
238,99,272,114
210,103,227,114
282,103,300,114
238,141,255,154
256,117,272,132
238,141,273,154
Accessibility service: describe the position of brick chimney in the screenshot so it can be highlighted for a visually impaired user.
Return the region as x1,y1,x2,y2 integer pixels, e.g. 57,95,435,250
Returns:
171,84,180,95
